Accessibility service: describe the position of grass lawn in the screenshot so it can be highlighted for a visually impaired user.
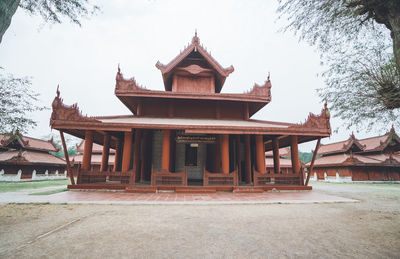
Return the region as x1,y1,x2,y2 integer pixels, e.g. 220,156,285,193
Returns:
0,179,70,193
29,188,69,196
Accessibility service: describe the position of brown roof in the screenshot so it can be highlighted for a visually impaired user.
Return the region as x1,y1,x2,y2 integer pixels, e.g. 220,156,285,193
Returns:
309,153,400,167
70,154,115,165
318,127,400,155
265,147,290,157
0,150,66,166
0,133,58,152
155,32,234,92
265,158,293,168
76,140,116,154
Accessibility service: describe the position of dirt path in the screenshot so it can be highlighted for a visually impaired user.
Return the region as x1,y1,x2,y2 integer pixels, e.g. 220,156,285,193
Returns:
0,183,399,258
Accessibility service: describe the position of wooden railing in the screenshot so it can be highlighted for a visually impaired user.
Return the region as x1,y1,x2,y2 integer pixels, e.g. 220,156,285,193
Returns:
77,165,134,184
203,166,238,186
151,167,188,186
253,166,303,186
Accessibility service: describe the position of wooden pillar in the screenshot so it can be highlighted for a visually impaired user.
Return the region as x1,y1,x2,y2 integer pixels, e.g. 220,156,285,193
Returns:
133,129,141,181
60,130,75,185
290,135,301,174
244,135,251,183
82,130,94,171
122,131,133,172
221,134,229,174
236,135,241,175
214,136,221,172
255,135,266,173
305,138,321,186
113,138,122,172
140,130,147,182
169,130,176,172
100,133,110,172
161,130,171,171
272,137,280,174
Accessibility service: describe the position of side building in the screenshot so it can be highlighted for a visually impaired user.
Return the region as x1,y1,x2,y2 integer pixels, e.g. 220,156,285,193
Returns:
309,127,400,182
0,132,67,181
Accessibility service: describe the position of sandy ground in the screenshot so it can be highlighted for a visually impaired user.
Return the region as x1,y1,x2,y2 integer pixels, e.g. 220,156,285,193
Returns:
0,182,399,258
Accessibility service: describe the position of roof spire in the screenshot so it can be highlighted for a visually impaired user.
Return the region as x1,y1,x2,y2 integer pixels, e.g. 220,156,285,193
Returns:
56,85,60,98
192,29,199,44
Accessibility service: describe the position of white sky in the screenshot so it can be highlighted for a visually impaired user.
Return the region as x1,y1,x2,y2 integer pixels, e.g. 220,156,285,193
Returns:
0,0,392,151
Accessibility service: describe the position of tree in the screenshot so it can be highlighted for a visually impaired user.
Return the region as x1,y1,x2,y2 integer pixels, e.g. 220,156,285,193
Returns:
0,69,46,133
277,0,400,130
0,0,99,43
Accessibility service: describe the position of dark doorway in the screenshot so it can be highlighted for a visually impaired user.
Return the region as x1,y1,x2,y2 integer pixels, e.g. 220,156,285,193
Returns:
185,144,198,166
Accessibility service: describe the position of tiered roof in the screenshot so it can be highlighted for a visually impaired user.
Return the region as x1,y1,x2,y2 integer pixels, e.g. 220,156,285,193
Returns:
0,132,65,166
312,127,400,167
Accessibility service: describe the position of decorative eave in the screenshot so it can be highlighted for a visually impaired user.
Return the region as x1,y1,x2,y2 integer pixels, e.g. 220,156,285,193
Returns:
156,32,234,92
50,86,99,128
156,32,234,77
3,150,29,163
378,125,400,151
244,74,272,98
115,65,149,92
292,101,331,133
341,133,365,153
0,131,29,149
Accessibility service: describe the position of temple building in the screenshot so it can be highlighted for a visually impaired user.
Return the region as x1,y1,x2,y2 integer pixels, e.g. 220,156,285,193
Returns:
0,132,66,181
309,127,400,182
50,33,331,192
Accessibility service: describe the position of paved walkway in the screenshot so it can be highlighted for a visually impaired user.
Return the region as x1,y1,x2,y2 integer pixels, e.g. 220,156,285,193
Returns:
0,187,358,204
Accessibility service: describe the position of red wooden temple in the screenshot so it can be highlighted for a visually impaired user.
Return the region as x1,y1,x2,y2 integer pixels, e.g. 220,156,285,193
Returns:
308,127,400,182
50,33,331,192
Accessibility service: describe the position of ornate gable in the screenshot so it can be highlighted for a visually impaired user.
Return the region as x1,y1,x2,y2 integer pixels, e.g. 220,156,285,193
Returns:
156,32,234,93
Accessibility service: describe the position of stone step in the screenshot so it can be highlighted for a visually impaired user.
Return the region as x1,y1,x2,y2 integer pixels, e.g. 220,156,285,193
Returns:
233,187,264,193
125,186,157,193
175,187,217,193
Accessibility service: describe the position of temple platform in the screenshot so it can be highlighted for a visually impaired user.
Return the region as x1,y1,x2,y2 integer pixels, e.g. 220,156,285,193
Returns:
68,184,312,193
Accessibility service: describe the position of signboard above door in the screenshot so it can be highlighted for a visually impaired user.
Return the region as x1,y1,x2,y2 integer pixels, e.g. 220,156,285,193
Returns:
176,135,216,144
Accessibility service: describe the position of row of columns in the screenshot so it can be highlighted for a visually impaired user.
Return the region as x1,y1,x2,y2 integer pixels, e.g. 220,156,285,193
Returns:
80,129,302,183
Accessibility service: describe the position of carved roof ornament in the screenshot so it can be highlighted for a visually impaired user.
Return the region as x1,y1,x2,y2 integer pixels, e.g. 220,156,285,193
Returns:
115,66,148,92
155,31,234,77
245,74,272,97
342,132,365,152
0,131,29,148
50,86,99,126
294,101,331,131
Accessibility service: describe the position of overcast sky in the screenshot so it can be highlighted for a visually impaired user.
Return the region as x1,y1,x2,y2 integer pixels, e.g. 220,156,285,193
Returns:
0,0,391,151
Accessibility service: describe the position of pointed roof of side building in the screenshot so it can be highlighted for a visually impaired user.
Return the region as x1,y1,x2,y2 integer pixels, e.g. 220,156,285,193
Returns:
318,132,365,155
155,31,234,93
0,132,59,153
318,126,400,156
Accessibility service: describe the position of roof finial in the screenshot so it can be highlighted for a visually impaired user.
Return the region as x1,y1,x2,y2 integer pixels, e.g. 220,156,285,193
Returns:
192,29,199,44
56,85,60,98
267,72,270,81
118,63,121,74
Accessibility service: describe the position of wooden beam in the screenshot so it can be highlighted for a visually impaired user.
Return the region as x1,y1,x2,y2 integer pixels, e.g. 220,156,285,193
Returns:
82,130,94,171
221,134,229,174
272,137,280,174
255,135,266,173
305,138,321,186
133,129,142,182
290,135,301,174
161,130,171,171
60,130,75,185
113,138,122,172
100,133,110,172
122,131,133,172
244,134,251,183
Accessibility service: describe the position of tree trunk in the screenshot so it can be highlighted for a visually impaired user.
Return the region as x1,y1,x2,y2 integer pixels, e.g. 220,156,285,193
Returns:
388,15,400,72
0,0,20,43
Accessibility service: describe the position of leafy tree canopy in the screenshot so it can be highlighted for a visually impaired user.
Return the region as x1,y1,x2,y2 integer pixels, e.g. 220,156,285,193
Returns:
0,69,46,134
278,0,400,130
0,0,99,43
